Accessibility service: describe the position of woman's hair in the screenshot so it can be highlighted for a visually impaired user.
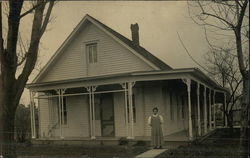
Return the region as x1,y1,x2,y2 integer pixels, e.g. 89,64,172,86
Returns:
152,107,158,112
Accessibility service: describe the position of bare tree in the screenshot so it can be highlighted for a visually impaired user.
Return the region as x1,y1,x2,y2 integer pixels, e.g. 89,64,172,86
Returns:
188,0,249,156
0,1,54,157
204,48,243,127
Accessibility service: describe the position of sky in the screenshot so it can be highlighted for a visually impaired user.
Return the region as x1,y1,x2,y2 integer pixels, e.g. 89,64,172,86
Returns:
19,1,226,104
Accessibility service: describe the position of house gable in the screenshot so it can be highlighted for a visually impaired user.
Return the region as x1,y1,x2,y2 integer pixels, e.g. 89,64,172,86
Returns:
37,21,156,83
35,15,172,83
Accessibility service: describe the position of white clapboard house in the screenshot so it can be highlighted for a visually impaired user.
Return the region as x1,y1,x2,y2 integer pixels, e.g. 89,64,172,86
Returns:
27,14,228,144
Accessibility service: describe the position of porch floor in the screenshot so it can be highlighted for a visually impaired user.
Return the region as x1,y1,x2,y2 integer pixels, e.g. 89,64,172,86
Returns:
35,130,189,142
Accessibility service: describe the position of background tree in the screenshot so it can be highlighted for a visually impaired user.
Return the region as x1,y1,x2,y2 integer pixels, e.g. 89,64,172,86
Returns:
204,48,244,127
15,104,30,143
188,0,249,156
0,1,54,157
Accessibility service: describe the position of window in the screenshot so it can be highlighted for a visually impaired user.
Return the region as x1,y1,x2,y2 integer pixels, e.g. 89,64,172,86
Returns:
181,95,185,119
170,92,174,120
176,95,180,120
127,94,136,123
57,96,67,125
86,43,97,63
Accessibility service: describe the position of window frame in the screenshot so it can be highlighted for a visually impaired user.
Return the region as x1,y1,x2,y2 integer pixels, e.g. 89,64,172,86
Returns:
170,91,174,121
57,96,68,126
127,94,136,123
86,43,98,64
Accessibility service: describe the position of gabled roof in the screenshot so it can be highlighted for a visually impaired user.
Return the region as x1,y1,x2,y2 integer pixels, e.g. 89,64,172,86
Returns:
32,14,172,83
87,14,172,70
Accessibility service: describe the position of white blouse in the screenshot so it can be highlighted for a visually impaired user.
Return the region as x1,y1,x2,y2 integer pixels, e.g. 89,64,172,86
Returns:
148,114,164,125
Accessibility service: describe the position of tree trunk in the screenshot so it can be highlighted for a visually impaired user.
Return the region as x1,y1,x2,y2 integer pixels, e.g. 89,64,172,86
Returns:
2,110,17,158
0,1,54,157
1,77,19,158
239,78,249,157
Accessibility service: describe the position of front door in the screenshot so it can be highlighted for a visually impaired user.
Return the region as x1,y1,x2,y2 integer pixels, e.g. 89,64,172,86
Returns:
100,93,115,137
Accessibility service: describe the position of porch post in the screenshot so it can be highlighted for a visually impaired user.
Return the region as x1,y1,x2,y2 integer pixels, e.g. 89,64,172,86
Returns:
56,89,63,139
128,82,135,139
32,93,36,138
29,90,35,138
213,90,216,128
92,86,97,139
203,85,207,134
197,83,201,136
61,89,66,138
224,92,228,127
183,78,193,140
121,83,129,139
87,87,93,139
209,89,212,130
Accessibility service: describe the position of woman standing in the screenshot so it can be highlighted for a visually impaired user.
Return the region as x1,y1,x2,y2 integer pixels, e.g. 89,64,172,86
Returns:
148,107,164,149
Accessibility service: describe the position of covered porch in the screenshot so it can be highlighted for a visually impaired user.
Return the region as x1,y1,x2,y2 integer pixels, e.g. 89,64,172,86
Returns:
27,68,228,143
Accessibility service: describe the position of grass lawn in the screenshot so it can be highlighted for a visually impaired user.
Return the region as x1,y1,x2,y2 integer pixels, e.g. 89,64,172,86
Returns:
16,128,249,158
16,144,148,158
156,128,249,158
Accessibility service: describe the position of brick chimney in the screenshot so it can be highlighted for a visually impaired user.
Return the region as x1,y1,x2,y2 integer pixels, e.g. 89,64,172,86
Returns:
130,23,139,46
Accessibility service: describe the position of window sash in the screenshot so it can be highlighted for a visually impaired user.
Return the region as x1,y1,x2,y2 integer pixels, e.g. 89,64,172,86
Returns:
87,43,97,63
170,92,174,120
57,96,67,125
127,94,136,123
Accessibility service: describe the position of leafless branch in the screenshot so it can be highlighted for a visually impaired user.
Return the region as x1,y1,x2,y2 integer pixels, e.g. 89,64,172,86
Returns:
19,1,44,19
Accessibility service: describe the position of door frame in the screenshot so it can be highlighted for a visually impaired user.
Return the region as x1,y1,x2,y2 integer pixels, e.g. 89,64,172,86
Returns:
100,93,115,137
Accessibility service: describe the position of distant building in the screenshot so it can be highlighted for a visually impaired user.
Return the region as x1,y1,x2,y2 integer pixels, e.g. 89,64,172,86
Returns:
27,14,228,144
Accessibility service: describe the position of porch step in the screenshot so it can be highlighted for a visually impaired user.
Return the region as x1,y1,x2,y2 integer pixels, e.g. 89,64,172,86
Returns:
135,149,167,158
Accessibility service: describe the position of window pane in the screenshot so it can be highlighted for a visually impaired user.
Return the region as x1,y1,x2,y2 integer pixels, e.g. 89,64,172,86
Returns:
63,97,67,125
56,96,67,125
93,45,97,62
86,43,97,64
170,92,174,120
89,46,93,63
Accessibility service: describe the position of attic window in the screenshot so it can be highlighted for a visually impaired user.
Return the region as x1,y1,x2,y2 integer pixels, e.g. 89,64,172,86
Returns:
86,43,97,63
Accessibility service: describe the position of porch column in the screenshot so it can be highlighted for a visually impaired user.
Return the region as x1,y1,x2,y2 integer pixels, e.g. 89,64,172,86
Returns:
56,89,63,139
128,82,135,139
213,90,216,128
208,89,212,130
29,90,36,139
121,83,129,139
224,92,228,127
92,86,97,139
203,85,207,134
61,89,66,138
183,78,193,140
197,83,201,136
87,87,95,139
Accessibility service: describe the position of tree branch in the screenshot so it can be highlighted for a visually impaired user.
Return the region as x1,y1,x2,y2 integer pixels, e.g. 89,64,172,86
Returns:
19,1,44,19
16,1,54,102
197,1,235,29
40,1,54,36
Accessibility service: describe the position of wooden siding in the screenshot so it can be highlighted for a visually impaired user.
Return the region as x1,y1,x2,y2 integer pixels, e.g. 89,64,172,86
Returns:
133,87,145,136
39,23,154,83
38,93,50,138
63,95,89,137
142,86,188,136
143,86,165,136
39,95,90,138
113,92,126,137
38,85,189,138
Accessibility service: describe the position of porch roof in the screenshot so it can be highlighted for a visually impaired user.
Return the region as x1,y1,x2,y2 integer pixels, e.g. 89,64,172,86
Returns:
26,68,228,93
